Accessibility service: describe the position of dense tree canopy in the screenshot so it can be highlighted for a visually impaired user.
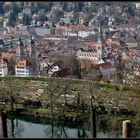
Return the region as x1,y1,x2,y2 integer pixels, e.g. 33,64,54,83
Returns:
52,9,64,22
62,2,68,11
115,58,125,84
8,11,17,27
0,2,4,14
22,13,31,25
11,3,20,17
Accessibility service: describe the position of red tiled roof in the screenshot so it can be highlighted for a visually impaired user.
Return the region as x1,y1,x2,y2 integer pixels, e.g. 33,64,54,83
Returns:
117,24,136,28
105,39,120,46
36,45,45,49
16,60,26,67
124,50,136,57
1,53,16,60
93,62,113,70
78,41,96,48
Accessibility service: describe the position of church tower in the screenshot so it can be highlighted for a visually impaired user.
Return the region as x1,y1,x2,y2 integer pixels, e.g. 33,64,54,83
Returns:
28,35,35,58
16,41,21,61
97,11,104,64
28,34,37,74
16,36,23,61
97,28,102,60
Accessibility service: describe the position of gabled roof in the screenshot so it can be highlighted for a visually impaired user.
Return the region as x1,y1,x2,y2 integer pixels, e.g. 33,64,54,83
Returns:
123,50,136,57
1,53,16,60
105,39,120,46
92,62,113,70
0,60,7,65
117,24,136,28
16,60,27,67
78,41,96,48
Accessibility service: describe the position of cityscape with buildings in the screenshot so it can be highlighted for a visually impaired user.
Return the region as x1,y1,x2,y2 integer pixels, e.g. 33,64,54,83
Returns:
0,2,140,85
0,2,139,138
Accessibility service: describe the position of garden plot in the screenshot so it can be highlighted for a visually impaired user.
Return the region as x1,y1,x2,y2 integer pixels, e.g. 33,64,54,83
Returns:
32,89,44,100
57,93,78,104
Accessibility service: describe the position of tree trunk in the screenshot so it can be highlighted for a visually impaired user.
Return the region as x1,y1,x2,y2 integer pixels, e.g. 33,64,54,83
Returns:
10,90,14,112
90,106,96,138
0,112,8,138
50,91,54,120
62,89,67,118
77,93,80,118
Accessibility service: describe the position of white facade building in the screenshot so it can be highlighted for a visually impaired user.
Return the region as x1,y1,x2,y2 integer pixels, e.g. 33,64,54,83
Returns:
135,3,140,8
15,60,31,76
78,30,95,38
0,60,8,77
60,17,71,24
23,8,31,15
48,65,60,77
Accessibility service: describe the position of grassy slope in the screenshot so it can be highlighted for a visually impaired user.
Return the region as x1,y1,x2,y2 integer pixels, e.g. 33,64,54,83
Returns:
0,76,140,125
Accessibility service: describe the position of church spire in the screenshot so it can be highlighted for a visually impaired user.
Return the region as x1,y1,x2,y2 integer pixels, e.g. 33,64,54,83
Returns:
97,9,104,64
97,16,102,45
16,38,21,62
28,34,35,58
97,10,102,57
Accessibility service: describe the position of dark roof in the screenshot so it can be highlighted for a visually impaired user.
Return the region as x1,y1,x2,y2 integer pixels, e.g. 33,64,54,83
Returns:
92,62,113,70
52,68,70,77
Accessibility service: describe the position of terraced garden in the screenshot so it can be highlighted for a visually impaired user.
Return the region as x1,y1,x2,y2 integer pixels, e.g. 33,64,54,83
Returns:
0,76,139,126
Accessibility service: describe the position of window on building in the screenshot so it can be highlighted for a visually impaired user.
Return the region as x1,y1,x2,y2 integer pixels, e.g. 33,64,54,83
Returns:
17,70,25,73
16,67,25,69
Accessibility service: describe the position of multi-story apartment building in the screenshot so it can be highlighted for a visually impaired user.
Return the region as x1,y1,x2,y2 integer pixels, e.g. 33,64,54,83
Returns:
0,60,8,77
15,60,32,77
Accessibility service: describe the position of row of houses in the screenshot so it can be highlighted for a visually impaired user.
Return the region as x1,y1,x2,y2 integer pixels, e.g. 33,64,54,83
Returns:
0,59,31,77
0,54,61,77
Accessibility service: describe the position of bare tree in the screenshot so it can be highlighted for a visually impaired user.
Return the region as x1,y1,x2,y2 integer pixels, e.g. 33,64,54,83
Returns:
4,77,20,112
76,91,80,118
61,84,69,119
114,59,125,84
45,79,61,120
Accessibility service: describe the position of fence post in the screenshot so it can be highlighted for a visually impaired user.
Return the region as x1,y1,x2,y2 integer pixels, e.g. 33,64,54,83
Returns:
91,106,96,138
122,120,131,138
0,111,8,138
